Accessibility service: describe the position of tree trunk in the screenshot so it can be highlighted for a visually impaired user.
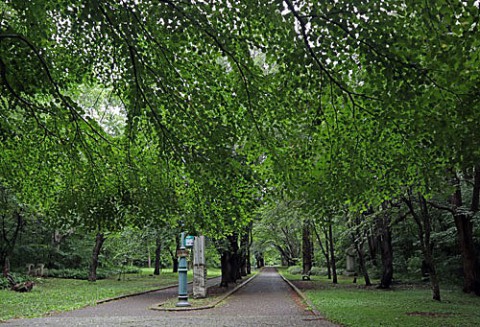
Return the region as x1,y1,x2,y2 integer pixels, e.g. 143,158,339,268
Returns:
417,194,441,301
170,235,180,273
255,252,264,268
355,241,371,286
230,234,241,281
2,256,9,277
351,216,372,286
279,226,300,266
405,191,442,300
1,210,23,277
220,250,233,287
324,230,332,279
88,233,106,282
377,212,393,289
313,223,330,278
367,233,378,267
351,216,371,287
154,236,162,275
302,220,313,275
451,168,480,295
454,212,480,295
147,238,151,269
328,224,337,284
247,222,252,274
172,257,179,273
240,231,249,277
220,234,241,287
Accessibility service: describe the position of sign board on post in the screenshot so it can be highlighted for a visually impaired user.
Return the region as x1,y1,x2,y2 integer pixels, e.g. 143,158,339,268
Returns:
176,249,189,257
185,235,195,248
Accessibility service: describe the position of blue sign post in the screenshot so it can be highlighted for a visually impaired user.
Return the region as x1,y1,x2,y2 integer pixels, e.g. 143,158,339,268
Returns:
176,232,191,307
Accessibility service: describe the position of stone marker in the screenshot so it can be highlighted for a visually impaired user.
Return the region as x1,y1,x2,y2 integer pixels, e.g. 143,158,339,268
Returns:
345,246,356,276
193,235,207,298
35,263,45,277
26,263,35,276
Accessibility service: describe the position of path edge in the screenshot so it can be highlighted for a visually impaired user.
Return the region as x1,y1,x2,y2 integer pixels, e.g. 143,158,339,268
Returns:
96,276,220,304
150,270,261,312
279,271,322,316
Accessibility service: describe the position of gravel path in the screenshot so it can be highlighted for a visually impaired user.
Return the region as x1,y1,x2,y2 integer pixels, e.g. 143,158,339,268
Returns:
2,267,338,327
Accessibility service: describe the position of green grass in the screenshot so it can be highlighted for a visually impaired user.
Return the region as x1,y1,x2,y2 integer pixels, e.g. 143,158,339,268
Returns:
279,268,480,327
0,268,221,322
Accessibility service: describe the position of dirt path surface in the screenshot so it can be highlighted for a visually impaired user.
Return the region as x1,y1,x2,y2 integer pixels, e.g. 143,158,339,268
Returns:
2,267,338,327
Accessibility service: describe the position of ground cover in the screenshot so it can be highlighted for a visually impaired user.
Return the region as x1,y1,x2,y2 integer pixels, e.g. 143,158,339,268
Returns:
279,268,480,327
0,268,221,322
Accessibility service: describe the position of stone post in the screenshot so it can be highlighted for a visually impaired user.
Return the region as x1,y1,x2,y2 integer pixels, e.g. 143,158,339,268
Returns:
193,236,207,298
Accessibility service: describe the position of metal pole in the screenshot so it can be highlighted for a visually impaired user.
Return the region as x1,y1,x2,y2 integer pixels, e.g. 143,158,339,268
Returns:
176,231,191,307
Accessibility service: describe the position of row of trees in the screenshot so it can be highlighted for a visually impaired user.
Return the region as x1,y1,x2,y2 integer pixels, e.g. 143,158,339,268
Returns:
1,0,479,298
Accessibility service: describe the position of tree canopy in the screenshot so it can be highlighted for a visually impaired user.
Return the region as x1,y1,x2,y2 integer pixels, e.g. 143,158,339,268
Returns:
1,0,480,295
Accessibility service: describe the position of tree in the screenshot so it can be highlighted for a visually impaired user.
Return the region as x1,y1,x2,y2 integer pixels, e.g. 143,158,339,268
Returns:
0,186,25,276
404,191,441,300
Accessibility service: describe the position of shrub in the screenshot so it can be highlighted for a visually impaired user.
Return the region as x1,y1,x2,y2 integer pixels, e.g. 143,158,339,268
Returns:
120,266,141,274
0,277,9,290
0,273,35,290
407,256,422,275
47,268,110,280
287,266,303,275
309,266,324,276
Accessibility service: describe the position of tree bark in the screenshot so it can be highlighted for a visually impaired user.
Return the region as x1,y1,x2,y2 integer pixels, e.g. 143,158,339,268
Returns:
451,168,480,295
1,210,23,277
170,235,180,273
355,240,371,286
154,236,162,275
230,233,241,281
328,224,337,284
313,223,330,278
351,216,371,286
220,249,233,287
247,224,252,274
324,230,332,279
302,219,313,275
172,257,179,273
88,233,106,282
240,231,249,277
220,234,240,287
454,212,480,295
2,256,9,277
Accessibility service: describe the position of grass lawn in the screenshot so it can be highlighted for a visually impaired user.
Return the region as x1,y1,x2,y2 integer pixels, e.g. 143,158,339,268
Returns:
279,269,480,327
0,268,221,322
